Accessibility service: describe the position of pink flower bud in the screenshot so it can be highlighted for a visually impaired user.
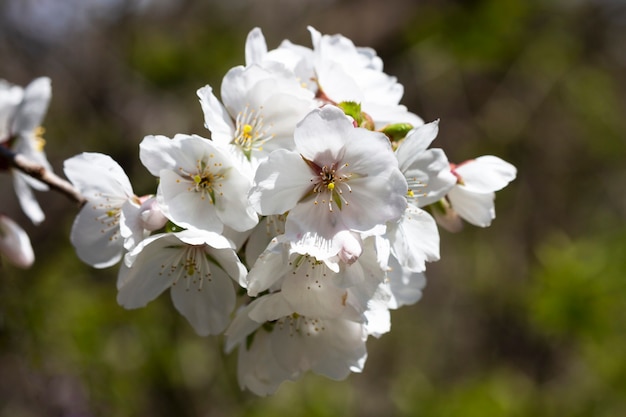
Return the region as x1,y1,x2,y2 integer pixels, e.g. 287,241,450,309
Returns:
138,196,167,231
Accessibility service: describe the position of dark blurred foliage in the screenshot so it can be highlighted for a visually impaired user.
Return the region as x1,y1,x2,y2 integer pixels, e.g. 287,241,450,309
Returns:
1,0,625,415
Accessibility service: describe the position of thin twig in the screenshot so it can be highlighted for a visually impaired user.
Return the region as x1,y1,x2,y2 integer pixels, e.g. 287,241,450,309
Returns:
0,145,86,207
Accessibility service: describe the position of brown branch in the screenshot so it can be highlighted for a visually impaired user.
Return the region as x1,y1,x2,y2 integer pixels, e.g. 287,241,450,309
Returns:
0,145,86,207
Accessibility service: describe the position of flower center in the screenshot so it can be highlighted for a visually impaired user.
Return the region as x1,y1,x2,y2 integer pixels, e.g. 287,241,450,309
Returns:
165,246,213,291
233,105,275,160
303,158,353,212
406,177,428,201
91,192,124,241
179,158,226,204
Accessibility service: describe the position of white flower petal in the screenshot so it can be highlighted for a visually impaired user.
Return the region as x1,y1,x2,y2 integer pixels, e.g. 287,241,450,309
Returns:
388,204,440,273
363,284,392,337
386,254,427,309
304,317,368,379
316,61,363,103
12,173,45,225
281,256,348,318
247,292,294,323
70,202,124,268
170,257,236,336
196,85,235,144
225,302,263,353
244,215,286,266
245,27,268,66
249,149,312,214
404,148,457,207
284,200,345,260
246,238,290,296
236,329,297,396
293,106,353,163
396,121,440,164
63,152,133,198
158,169,223,233
447,186,496,227
0,81,23,141
139,135,178,176
116,234,182,307
11,77,51,134
455,155,517,193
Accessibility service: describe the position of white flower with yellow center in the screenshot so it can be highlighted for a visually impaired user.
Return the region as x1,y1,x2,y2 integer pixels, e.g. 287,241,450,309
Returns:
1,77,54,225
197,63,315,179
395,121,457,208
64,152,139,268
249,105,407,259
383,121,455,275
117,230,247,336
139,133,258,234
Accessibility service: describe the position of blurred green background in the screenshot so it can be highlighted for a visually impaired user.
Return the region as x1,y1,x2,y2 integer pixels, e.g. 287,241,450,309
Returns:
1,0,625,415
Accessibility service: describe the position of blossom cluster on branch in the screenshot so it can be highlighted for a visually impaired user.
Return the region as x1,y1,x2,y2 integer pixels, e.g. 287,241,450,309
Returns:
0,77,58,268
0,27,516,395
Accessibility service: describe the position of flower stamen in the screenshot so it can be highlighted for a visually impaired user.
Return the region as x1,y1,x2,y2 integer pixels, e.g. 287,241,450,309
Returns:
233,105,275,159
305,159,354,212
179,159,226,205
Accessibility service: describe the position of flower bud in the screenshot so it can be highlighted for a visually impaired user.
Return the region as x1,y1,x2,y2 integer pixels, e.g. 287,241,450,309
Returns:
0,214,34,268
335,230,363,265
138,196,167,231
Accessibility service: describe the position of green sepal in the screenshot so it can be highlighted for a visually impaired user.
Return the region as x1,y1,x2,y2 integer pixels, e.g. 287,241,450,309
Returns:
337,101,375,130
381,123,414,142
338,101,363,124
165,221,186,233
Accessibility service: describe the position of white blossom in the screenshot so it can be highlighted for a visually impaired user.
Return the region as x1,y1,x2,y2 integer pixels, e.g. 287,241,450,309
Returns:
250,105,407,259
395,121,457,207
246,234,386,319
1,77,53,225
445,156,517,228
118,230,247,336
197,60,315,179
139,134,258,233
225,292,369,396
46,27,520,397
64,152,138,268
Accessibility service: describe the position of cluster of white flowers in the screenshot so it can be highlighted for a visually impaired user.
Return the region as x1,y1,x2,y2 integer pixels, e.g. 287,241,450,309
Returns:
1,27,517,396
0,77,53,269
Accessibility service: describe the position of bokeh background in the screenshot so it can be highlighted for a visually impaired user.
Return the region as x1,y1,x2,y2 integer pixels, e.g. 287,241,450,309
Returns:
1,0,625,415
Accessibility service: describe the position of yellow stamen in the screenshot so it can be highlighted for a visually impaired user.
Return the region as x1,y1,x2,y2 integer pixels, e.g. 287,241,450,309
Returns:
242,124,253,138
407,190,415,198
327,182,335,190
34,126,46,152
